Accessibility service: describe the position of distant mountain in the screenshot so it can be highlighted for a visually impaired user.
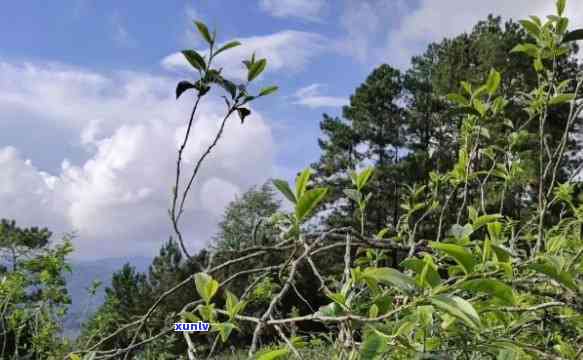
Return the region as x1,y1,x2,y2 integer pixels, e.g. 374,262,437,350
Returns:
63,256,152,338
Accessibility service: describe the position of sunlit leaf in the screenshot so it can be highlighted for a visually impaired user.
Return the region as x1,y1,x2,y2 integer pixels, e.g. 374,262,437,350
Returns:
257,348,289,360
363,267,417,294
248,58,267,82
549,94,575,106
295,188,328,222
259,86,279,97
431,295,482,331
360,331,387,360
272,179,296,204
510,43,539,57
459,279,515,305
430,242,476,274
295,168,313,200
485,69,502,96
194,21,213,44
214,41,241,57
194,272,219,304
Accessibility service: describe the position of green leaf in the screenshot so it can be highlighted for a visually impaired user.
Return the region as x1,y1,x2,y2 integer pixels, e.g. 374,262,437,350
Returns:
214,41,241,57
236,107,251,124
510,43,539,57
327,292,347,307
449,224,473,240
193,80,210,96
530,16,542,26
181,50,206,71
430,242,476,274
181,311,201,323
447,93,470,106
416,305,434,328
194,21,213,44
272,179,296,204
368,304,379,318
461,81,472,95
472,214,503,231
431,295,482,331
259,85,279,97
356,167,375,191
248,58,267,82
69,355,81,360
207,74,237,99
176,81,195,99
360,331,387,360
557,0,566,16
317,302,344,317
401,258,441,288
213,322,237,342
473,98,487,116
563,29,583,43
194,272,219,304
363,267,417,294
343,189,362,203
460,279,515,305
198,303,216,322
225,291,245,319
257,348,289,360
530,261,577,291
492,245,513,264
557,17,569,35
291,336,307,349
295,188,328,222
295,168,313,200
549,94,575,106
376,228,391,239
534,57,544,72
448,106,483,118
519,20,541,39
485,69,502,96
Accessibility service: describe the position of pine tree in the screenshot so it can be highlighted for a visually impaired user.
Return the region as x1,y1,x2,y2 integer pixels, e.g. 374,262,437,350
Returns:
313,65,407,233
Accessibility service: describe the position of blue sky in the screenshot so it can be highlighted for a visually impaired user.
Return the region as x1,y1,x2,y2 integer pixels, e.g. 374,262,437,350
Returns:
1,0,581,259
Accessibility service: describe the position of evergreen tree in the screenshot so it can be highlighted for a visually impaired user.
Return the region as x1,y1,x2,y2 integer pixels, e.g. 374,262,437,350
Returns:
313,65,407,233
212,182,281,251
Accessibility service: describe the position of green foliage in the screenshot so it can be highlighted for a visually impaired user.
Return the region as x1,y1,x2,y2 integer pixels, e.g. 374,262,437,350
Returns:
50,3,583,359
194,272,219,304
273,168,329,227
0,219,73,359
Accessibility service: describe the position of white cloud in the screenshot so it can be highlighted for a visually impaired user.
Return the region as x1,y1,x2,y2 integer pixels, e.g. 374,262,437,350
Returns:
385,0,583,68
292,84,348,109
336,0,583,67
181,5,205,47
110,12,137,48
338,0,408,63
162,31,328,81
0,61,275,259
259,0,327,22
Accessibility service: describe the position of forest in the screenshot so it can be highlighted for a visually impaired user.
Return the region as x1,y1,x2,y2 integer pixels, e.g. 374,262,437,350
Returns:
2,0,583,359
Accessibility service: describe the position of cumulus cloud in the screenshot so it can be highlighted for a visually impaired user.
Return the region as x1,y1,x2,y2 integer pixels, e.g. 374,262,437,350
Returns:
162,31,328,81
292,84,348,109
338,0,409,63
386,0,583,68
336,0,583,67
0,61,275,259
259,0,327,22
